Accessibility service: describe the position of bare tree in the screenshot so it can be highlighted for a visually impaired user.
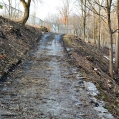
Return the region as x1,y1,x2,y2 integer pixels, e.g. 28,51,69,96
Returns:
75,0,90,41
19,0,31,25
105,0,113,78
68,15,82,36
115,0,119,73
84,0,115,77
81,0,87,41
8,0,12,18
97,0,101,49
44,14,60,32
57,0,72,26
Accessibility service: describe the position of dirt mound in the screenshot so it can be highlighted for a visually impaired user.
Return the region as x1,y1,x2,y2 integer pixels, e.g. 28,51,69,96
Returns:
0,16,41,81
63,34,119,118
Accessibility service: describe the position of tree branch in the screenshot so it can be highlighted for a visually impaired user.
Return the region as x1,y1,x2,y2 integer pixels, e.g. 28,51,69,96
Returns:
94,1,107,10
112,29,119,34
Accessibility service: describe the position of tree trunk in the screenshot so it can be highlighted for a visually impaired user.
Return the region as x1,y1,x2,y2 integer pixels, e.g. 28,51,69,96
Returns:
8,0,11,18
106,0,113,78
97,8,101,50
19,0,31,25
83,15,86,41
93,13,96,45
22,6,30,25
83,0,86,42
101,32,104,47
109,33,113,78
115,0,119,73
81,0,86,42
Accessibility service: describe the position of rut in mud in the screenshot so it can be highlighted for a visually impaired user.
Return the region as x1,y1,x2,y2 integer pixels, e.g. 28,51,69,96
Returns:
0,33,115,119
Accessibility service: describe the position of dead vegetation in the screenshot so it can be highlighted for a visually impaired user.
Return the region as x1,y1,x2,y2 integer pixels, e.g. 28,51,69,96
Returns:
0,16,41,80
63,34,119,118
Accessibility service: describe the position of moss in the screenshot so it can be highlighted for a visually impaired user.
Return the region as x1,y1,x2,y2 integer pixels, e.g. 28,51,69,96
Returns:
101,94,107,101
105,105,113,112
63,35,72,46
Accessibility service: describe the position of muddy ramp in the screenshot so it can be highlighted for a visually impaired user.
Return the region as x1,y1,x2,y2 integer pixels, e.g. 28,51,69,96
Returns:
0,33,114,119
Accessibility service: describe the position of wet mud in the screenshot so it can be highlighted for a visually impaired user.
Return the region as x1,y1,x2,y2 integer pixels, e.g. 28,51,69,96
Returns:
0,33,115,119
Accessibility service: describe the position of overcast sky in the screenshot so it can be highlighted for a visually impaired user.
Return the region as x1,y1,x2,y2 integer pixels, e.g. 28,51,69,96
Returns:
0,0,77,20
0,0,65,20
34,0,61,20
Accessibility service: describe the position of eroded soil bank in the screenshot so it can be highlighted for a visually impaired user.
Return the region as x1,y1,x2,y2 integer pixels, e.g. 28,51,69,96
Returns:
0,16,41,81
63,34,119,118
0,33,115,119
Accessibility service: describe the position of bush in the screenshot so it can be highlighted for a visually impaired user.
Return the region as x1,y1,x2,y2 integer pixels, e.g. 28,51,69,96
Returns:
39,26,48,32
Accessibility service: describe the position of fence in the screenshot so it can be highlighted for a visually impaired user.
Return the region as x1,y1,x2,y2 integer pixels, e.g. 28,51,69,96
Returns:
0,2,74,34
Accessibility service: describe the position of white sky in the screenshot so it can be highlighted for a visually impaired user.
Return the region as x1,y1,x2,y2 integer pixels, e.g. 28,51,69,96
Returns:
0,0,77,20
33,0,60,20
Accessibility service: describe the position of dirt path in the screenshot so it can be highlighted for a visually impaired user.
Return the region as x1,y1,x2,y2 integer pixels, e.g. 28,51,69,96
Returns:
0,33,115,119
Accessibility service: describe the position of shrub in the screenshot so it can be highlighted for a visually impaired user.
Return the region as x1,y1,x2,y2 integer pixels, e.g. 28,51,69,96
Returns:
39,26,48,32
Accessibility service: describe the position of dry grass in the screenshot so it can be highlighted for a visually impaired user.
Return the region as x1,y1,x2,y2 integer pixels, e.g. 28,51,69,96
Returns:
63,34,119,118
0,16,41,79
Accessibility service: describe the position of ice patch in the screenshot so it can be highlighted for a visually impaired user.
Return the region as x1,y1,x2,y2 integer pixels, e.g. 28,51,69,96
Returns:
84,82,99,96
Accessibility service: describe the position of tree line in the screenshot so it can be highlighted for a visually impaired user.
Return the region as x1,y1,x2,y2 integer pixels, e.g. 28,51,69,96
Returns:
46,0,119,79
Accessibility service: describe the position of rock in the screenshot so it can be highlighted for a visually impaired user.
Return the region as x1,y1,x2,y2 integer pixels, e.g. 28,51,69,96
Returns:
0,31,5,38
86,56,94,61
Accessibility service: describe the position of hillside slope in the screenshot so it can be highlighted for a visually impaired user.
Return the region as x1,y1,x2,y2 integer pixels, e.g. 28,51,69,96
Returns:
0,16,41,80
63,34,119,118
